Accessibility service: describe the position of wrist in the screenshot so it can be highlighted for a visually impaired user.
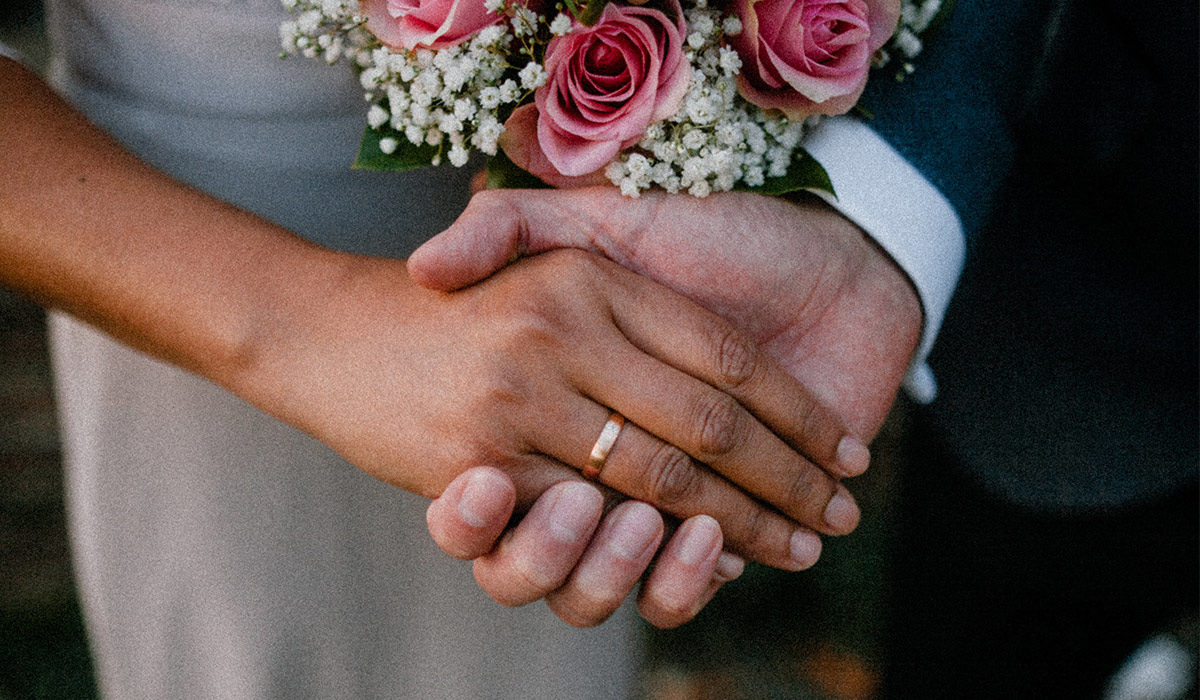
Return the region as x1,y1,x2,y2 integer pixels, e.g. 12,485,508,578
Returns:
218,244,420,437
803,115,965,402
775,191,922,436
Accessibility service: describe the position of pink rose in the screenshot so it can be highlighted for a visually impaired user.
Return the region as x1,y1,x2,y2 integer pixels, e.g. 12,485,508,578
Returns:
361,0,501,50
731,0,901,119
504,0,691,179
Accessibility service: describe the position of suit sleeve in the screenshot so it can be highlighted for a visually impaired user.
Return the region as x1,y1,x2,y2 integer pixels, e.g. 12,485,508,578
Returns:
801,1,1049,400
861,0,1050,247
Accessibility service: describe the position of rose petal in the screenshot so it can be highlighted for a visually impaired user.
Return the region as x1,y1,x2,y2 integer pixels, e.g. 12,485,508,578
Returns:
524,0,688,178
732,0,891,117
363,0,501,49
498,105,611,186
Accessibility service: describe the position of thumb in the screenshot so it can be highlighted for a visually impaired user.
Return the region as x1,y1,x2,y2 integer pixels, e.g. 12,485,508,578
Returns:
408,187,622,291
407,191,526,291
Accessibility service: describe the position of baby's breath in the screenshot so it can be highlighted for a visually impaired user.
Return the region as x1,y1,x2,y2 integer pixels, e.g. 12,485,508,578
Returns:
604,4,806,198
284,0,546,163
283,0,931,188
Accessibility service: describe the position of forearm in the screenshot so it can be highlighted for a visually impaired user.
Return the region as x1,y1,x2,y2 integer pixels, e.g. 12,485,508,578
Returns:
0,57,357,392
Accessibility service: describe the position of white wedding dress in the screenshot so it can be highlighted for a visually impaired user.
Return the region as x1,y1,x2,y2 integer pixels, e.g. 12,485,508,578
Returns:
41,0,639,697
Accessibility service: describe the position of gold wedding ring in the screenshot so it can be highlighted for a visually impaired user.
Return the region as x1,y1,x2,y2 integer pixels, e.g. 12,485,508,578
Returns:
583,412,625,480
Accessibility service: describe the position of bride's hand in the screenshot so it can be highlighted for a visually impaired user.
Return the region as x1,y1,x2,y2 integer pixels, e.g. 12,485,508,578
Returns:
409,187,922,440
234,248,863,571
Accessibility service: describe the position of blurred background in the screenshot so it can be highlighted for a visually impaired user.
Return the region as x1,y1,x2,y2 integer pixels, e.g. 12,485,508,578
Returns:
2,7,99,700
2,6,100,697
0,2,909,697
1,7,98,700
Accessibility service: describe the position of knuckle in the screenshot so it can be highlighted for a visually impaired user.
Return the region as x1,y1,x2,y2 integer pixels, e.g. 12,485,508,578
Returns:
483,370,532,411
550,591,620,628
717,497,802,569
731,500,771,552
796,400,837,463
466,190,525,237
506,553,560,598
641,595,694,629
501,301,571,355
782,467,832,520
713,324,761,389
794,394,819,439
693,393,746,457
645,444,701,508
459,372,532,436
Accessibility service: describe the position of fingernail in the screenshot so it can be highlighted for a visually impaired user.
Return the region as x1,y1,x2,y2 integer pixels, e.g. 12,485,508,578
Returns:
606,503,662,561
714,551,745,583
790,530,822,569
837,436,870,476
676,515,721,566
457,470,508,528
547,483,602,544
823,485,860,533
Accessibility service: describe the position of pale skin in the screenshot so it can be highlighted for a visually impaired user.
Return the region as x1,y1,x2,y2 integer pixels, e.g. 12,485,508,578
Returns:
0,57,866,627
415,186,923,625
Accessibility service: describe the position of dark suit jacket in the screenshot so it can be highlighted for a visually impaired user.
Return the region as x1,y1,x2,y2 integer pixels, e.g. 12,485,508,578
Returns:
865,0,1198,511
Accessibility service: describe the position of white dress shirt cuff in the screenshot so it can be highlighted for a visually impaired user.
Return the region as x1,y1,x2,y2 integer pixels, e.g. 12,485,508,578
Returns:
803,115,965,403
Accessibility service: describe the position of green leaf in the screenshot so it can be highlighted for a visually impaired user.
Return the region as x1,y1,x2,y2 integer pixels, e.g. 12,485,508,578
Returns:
352,126,441,172
483,151,553,190
736,148,836,198
578,0,611,26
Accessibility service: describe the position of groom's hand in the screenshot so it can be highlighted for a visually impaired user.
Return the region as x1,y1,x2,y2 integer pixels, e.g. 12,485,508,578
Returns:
408,187,921,439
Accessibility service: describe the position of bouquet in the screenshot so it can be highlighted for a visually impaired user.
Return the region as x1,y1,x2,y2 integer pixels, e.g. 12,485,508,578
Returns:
281,0,946,197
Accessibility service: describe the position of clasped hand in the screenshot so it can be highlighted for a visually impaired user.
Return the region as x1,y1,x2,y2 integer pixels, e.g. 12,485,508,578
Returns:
241,228,868,627
403,187,922,628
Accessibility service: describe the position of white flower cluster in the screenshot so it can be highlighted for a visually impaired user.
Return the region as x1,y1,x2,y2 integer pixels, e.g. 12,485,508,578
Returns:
358,29,521,165
877,0,942,79
604,0,811,198
279,0,365,64
284,0,931,192
282,0,541,167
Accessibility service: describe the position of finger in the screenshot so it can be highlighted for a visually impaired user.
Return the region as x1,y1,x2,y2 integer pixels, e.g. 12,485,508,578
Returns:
409,190,583,291
559,316,859,537
473,480,604,607
536,396,824,571
426,467,517,560
607,266,869,478
580,339,861,535
647,549,746,629
412,190,871,478
636,515,729,629
544,500,665,627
